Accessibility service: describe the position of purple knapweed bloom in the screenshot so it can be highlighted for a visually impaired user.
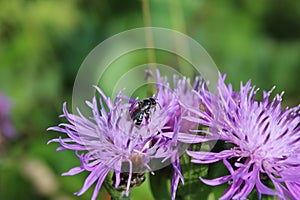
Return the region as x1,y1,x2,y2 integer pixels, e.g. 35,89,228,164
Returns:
147,69,207,199
0,92,16,140
48,83,203,200
186,73,300,199
48,87,171,199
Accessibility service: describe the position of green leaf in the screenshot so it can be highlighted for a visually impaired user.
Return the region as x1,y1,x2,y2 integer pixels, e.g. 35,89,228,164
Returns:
176,143,210,200
149,167,171,200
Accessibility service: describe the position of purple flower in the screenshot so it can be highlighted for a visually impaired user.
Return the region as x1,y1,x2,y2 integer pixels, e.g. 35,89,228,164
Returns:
48,87,168,199
48,83,202,200
186,74,300,199
154,70,203,133
146,70,206,141
149,69,207,199
0,92,16,140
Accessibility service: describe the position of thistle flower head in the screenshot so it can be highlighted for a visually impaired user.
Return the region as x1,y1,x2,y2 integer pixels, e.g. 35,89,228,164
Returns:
48,86,179,198
187,74,300,199
147,69,204,134
48,78,206,200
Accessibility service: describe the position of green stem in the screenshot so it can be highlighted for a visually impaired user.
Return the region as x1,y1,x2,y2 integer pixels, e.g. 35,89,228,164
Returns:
103,178,131,200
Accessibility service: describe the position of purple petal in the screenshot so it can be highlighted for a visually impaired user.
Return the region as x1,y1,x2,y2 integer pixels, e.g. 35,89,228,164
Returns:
286,182,300,200
91,167,111,200
186,150,233,164
232,181,255,199
75,164,110,196
171,171,180,200
162,132,218,143
200,175,231,186
255,172,277,196
62,166,85,176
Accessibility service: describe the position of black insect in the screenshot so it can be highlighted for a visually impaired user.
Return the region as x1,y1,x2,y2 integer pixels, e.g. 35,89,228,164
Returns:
112,172,146,190
130,97,158,126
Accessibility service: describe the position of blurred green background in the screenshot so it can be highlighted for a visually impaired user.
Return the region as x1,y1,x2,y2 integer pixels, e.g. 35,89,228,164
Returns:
0,0,299,200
